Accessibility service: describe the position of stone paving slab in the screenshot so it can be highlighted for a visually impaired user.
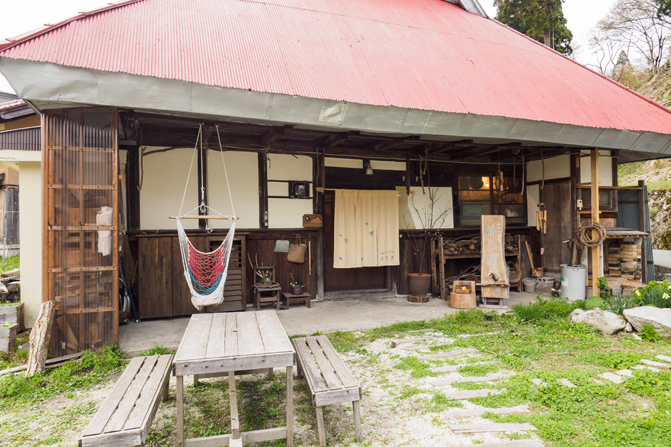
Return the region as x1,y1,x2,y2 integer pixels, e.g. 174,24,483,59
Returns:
531,379,547,387
599,372,624,384
420,348,480,361
475,440,545,447
448,423,537,434
442,405,530,418
616,370,634,377
431,361,492,373
430,373,514,387
557,378,576,388
442,389,504,399
632,365,661,372
641,359,670,370
656,355,671,363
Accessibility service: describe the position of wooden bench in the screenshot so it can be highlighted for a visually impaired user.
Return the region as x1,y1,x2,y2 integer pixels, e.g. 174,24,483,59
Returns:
293,335,362,447
79,354,173,447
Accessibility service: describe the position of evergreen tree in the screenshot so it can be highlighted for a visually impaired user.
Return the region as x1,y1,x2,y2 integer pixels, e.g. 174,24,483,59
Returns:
494,0,573,55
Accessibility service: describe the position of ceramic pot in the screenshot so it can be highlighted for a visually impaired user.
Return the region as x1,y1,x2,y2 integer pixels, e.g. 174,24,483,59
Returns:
291,286,304,295
408,273,431,297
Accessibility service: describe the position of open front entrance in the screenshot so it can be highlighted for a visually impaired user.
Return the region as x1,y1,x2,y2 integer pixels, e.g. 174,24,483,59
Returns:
323,191,388,292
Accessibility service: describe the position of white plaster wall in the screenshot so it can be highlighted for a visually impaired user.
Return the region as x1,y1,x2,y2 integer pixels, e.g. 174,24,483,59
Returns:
527,154,570,182
580,155,614,186
18,162,42,328
399,186,454,229
268,154,312,181
527,184,540,227
208,151,259,229
325,158,362,169
140,147,199,230
370,160,405,171
268,199,313,228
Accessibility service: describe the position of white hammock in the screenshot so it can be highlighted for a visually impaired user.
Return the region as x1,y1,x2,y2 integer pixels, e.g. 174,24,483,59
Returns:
174,124,237,310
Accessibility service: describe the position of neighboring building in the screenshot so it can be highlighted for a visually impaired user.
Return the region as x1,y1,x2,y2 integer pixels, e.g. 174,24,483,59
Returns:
0,0,668,354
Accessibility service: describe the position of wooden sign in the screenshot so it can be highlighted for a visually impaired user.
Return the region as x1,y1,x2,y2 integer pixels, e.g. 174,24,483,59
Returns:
481,215,509,299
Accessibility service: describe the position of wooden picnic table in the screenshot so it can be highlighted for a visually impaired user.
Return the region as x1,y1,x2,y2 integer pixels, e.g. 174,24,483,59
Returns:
173,311,296,447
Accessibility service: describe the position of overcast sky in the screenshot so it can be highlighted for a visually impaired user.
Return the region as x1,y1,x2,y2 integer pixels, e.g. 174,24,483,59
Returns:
0,0,617,94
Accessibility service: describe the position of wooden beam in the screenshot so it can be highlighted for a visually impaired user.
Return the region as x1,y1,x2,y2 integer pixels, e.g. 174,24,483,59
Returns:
591,150,600,294
374,136,420,152
638,180,647,282
258,126,290,147
258,152,269,228
126,146,140,230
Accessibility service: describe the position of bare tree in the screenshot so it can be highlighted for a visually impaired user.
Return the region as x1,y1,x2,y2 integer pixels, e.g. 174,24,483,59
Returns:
588,26,633,82
598,0,671,73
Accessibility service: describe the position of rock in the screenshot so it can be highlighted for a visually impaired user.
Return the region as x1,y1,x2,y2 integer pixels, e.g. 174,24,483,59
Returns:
625,322,633,333
569,308,627,335
631,334,642,341
623,306,671,338
1,268,19,278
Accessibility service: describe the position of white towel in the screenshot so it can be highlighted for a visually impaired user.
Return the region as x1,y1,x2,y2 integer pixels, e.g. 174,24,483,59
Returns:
96,206,113,256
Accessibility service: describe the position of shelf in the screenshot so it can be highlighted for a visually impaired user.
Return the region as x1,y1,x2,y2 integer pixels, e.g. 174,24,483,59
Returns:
442,252,519,260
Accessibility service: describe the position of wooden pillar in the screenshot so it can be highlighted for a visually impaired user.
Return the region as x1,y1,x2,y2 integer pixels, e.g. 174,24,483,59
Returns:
126,145,141,230
591,150,600,294
638,180,647,283
197,142,208,229
258,152,268,228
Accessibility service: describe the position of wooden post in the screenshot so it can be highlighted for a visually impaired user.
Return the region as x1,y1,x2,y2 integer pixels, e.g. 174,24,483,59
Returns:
26,301,56,377
638,180,647,283
286,364,294,447
591,150,600,295
176,375,184,445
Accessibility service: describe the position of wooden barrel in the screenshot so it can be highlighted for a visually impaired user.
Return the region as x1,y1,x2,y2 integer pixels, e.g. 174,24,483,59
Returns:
450,292,477,309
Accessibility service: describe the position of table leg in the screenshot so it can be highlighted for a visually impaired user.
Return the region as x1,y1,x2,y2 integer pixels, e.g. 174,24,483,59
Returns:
316,406,326,447
353,400,362,442
229,371,240,440
176,375,184,445
286,365,294,447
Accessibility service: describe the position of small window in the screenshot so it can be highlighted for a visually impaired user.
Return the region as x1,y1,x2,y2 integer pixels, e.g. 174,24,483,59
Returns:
457,175,525,227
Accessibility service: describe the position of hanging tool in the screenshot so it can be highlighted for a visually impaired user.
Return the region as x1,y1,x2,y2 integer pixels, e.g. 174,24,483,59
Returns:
525,241,544,278
119,254,139,323
537,203,547,235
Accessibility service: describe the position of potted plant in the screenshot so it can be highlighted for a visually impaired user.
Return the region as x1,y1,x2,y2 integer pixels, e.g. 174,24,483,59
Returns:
290,273,305,295
404,185,454,298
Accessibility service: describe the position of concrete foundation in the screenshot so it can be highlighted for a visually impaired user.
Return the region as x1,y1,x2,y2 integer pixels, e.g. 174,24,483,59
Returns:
119,292,538,355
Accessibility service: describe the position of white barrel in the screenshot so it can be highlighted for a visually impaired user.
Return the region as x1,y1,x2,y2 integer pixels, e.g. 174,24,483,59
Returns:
561,264,586,301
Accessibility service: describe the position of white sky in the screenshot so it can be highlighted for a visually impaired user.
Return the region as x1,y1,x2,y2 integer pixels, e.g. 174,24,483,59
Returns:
0,0,617,94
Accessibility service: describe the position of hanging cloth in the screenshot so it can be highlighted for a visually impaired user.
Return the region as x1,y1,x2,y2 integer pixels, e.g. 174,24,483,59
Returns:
333,190,399,268
174,124,238,310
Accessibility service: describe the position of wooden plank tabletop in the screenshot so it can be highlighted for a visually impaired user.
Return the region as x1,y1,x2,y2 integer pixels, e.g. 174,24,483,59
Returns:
174,311,294,374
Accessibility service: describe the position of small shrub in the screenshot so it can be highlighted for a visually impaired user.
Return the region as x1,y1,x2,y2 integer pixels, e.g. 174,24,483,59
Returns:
139,344,173,357
637,280,671,309
639,323,661,342
598,277,614,301
602,293,637,316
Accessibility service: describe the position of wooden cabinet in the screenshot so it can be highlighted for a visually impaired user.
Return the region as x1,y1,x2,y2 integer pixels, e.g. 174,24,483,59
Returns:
138,234,246,319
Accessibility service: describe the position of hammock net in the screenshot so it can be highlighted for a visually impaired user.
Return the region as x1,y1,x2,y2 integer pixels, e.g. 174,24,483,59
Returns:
176,219,236,310
174,124,237,310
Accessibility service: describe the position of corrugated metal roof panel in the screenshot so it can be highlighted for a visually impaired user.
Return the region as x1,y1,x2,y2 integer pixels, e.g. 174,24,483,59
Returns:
0,127,41,150
2,0,671,136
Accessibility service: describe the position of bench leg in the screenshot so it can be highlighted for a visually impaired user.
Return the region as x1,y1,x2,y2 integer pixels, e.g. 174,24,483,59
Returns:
276,292,281,310
193,374,199,386
176,375,184,445
256,292,261,311
286,365,294,447
315,406,326,447
163,380,169,401
268,368,274,380
353,400,362,443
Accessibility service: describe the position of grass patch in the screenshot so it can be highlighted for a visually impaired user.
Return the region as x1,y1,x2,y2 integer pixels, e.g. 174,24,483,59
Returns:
393,356,436,378
0,256,19,274
0,346,124,408
511,296,583,322
423,392,463,413
457,363,499,376
139,344,174,356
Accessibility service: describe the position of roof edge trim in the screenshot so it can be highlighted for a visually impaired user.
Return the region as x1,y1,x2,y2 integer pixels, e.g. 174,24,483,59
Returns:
0,0,146,53
2,59,670,156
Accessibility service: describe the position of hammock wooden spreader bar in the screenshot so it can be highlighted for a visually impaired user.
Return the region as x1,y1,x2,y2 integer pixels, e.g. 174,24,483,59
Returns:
169,216,240,220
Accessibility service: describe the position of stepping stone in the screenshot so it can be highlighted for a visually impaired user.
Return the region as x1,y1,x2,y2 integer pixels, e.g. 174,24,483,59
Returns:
448,423,537,434
420,348,480,361
656,355,671,363
641,359,670,370
391,335,446,348
599,372,624,384
632,365,661,372
475,440,545,447
430,373,514,387
442,389,504,399
557,378,576,388
592,378,604,385
431,361,492,373
443,404,530,418
615,370,634,377
531,379,547,387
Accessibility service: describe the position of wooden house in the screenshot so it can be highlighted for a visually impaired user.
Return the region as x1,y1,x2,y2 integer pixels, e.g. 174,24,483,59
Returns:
0,0,669,355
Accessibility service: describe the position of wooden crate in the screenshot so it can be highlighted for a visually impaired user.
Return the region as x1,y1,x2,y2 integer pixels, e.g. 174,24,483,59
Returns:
0,302,24,330
0,322,19,352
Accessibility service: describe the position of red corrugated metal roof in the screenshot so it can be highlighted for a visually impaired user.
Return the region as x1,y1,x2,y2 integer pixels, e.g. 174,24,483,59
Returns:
2,0,671,135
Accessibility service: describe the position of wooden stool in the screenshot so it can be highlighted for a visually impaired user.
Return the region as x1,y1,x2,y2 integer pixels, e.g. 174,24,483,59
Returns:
282,292,311,309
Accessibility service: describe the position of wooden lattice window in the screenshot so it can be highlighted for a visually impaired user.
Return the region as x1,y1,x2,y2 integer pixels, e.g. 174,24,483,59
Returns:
43,108,118,356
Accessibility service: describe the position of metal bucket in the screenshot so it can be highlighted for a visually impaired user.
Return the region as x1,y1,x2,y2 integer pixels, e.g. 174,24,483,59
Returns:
561,264,587,302
522,278,537,293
